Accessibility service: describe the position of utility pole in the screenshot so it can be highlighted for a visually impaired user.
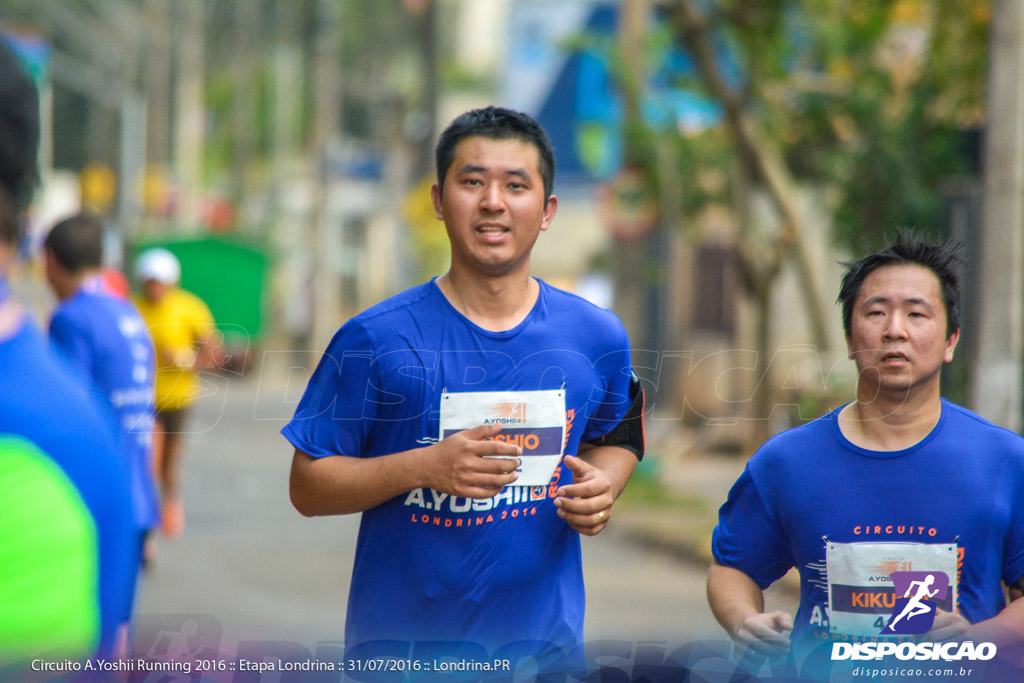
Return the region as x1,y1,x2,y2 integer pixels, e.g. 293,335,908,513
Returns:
113,0,145,238
413,1,439,181
971,0,1024,430
309,0,342,349
144,0,172,171
228,0,260,208
174,0,205,231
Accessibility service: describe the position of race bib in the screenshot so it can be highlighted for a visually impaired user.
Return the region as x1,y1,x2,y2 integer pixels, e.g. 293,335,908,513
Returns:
825,541,958,637
440,389,566,487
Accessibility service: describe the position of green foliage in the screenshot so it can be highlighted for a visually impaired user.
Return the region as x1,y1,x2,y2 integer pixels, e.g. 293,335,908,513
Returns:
774,0,988,248
721,0,987,248
615,466,707,511
339,0,425,109
601,18,737,233
617,0,989,249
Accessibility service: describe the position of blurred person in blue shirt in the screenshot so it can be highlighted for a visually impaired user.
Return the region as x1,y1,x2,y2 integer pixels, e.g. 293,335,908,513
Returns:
45,212,160,625
0,41,135,662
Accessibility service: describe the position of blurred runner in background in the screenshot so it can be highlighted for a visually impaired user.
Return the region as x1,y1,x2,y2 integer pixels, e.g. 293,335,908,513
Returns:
44,212,159,623
0,40,134,661
133,247,219,538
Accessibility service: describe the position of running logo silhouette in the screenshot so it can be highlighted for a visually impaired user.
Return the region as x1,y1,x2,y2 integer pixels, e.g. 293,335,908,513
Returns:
882,571,950,635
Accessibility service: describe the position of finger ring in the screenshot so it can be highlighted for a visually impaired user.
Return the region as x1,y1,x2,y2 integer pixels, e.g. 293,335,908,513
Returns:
598,510,605,520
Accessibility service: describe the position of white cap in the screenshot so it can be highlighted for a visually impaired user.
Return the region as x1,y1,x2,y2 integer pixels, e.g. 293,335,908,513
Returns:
134,248,181,285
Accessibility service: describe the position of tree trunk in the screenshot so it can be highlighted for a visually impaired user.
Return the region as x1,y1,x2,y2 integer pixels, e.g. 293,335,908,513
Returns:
671,0,831,354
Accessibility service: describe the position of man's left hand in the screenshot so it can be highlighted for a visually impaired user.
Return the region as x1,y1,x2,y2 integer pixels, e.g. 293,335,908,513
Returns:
924,610,972,642
553,455,615,536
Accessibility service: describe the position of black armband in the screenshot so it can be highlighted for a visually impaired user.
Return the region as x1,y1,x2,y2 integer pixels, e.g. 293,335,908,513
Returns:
585,371,645,460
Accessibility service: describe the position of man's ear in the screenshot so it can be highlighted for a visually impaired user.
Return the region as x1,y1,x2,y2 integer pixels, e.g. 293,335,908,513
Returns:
431,183,444,221
944,328,960,364
43,248,61,277
540,194,558,232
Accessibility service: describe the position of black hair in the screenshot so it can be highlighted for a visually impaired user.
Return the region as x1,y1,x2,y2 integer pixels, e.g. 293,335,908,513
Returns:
45,213,104,272
837,229,963,337
0,188,17,248
0,40,40,246
434,106,556,201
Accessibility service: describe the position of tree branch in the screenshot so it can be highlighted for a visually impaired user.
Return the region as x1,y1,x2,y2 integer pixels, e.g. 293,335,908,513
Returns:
671,0,832,352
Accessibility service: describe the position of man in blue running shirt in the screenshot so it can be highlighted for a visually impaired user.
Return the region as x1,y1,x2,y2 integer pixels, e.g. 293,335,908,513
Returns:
44,212,159,632
283,107,644,668
709,233,1024,668
0,43,134,660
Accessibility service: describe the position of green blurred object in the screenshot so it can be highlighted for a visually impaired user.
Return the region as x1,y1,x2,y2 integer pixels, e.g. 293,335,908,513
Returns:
631,452,661,481
131,236,271,348
0,436,99,660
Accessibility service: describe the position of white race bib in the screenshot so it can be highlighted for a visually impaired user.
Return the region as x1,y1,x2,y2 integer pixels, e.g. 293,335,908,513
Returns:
825,541,958,637
440,389,566,487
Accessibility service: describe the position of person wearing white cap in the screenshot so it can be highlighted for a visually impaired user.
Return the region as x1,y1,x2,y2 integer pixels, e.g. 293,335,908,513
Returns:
135,248,181,289
132,247,219,539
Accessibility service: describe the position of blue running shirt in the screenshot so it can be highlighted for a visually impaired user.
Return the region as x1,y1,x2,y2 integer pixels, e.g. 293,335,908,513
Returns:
50,279,159,531
0,317,135,657
713,400,1024,653
283,279,633,653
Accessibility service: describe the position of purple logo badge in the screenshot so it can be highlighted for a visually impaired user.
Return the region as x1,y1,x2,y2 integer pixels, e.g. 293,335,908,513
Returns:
882,571,950,635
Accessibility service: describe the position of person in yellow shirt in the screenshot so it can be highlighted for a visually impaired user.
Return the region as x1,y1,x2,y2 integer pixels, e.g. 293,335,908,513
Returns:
132,248,219,538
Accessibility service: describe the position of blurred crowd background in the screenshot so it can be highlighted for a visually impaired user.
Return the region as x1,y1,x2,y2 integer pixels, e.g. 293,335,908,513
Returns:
2,0,1019,455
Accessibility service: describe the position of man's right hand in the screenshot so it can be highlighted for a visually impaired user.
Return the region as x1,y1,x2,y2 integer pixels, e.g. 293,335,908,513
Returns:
423,424,521,498
731,611,793,658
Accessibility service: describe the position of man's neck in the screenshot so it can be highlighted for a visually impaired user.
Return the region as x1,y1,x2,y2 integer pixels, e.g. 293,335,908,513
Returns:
437,266,538,333
58,268,102,301
838,384,943,451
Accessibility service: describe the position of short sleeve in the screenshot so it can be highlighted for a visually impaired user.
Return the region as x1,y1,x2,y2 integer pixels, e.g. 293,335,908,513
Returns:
281,319,380,459
711,465,795,589
185,293,216,339
580,320,632,442
49,312,94,387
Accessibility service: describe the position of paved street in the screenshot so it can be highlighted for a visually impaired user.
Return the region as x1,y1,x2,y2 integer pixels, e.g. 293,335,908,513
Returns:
135,367,779,660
